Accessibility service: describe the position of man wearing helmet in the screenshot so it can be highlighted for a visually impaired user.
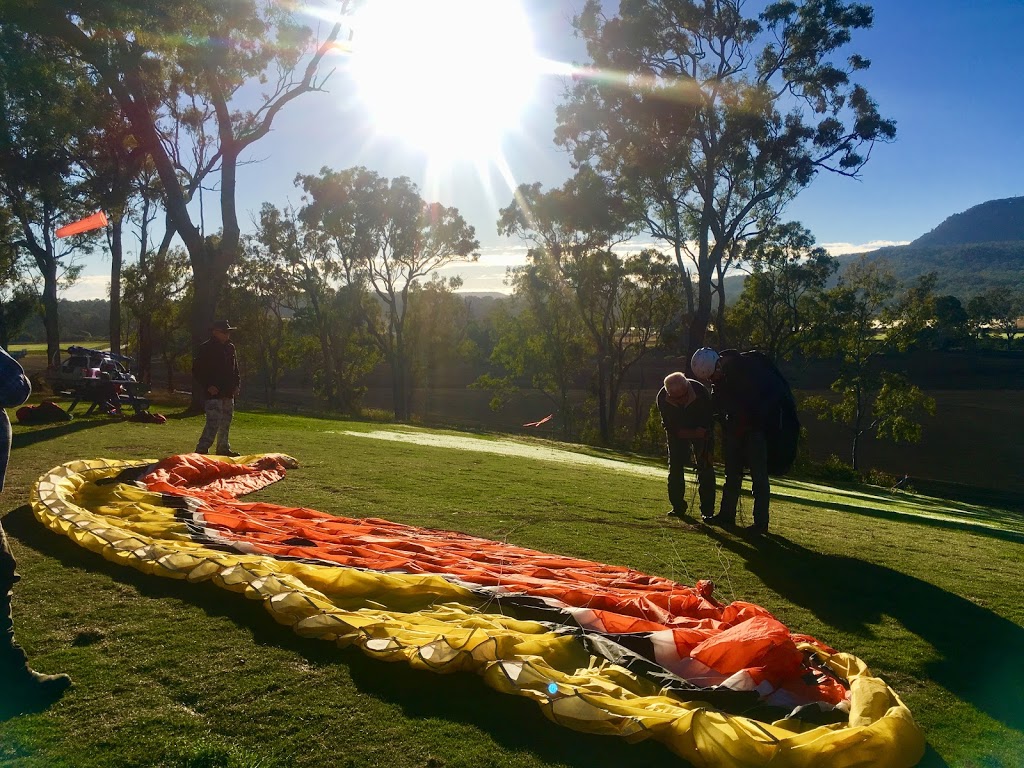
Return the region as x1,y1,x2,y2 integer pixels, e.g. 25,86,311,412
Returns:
657,371,715,519
690,347,786,535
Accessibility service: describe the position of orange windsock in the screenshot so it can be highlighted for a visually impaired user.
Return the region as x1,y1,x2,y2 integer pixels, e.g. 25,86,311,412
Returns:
55,211,108,238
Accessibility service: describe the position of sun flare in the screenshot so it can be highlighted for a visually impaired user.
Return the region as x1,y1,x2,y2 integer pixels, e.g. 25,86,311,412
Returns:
348,0,542,161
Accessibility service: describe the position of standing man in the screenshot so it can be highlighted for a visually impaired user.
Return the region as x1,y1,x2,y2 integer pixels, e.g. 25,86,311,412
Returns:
691,348,785,535
1,347,72,713
656,371,715,519
193,320,241,457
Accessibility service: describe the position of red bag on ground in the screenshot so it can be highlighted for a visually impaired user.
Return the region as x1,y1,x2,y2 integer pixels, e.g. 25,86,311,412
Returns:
16,401,73,424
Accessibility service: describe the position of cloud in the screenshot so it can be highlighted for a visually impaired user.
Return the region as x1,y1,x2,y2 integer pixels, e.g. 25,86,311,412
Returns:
61,273,109,301
820,240,911,256
61,238,914,301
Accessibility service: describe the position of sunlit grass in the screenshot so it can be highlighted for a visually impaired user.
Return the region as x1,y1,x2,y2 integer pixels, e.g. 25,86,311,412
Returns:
1,409,1021,767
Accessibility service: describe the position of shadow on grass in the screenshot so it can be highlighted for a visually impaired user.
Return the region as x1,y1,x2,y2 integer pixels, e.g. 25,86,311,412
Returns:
774,491,1024,543
3,505,687,768
705,527,1023,751
10,419,113,450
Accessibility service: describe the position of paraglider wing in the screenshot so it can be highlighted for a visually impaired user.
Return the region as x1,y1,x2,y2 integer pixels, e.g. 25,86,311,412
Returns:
30,453,926,768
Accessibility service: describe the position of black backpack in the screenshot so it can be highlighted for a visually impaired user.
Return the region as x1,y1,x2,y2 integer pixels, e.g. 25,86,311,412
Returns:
742,351,800,476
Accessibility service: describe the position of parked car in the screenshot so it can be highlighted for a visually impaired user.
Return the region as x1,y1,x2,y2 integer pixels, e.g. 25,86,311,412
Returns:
48,346,138,389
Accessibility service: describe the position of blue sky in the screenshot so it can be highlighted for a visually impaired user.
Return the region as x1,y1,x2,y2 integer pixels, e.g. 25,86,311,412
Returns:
67,0,1024,299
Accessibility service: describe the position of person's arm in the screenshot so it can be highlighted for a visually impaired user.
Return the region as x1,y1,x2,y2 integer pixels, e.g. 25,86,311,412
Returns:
230,347,240,397
678,391,713,439
0,347,31,408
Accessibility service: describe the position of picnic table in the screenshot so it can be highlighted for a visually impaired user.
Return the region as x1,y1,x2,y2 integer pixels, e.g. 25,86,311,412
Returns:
64,378,151,416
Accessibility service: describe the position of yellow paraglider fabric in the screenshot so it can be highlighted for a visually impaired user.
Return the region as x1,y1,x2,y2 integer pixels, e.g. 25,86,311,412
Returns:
31,455,925,768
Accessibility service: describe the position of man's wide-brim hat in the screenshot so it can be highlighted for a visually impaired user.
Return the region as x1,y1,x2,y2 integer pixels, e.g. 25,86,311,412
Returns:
211,320,237,332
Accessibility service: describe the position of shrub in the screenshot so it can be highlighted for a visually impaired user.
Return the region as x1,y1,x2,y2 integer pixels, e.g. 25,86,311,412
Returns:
796,454,859,484
867,467,916,493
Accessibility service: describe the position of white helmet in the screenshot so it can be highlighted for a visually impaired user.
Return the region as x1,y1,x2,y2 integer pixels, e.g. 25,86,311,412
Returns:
690,347,720,380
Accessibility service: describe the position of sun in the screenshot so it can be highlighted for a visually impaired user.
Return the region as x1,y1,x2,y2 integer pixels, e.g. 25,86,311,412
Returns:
348,0,542,161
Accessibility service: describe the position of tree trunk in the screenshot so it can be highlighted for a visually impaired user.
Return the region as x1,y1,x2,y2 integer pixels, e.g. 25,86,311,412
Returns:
595,354,610,444
715,260,728,348
41,258,60,371
189,256,224,412
108,215,123,356
851,386,864,471
391,327,409,421
688,230,715,353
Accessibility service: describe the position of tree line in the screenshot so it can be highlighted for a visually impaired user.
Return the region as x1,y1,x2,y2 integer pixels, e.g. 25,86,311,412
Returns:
1,0,1020,472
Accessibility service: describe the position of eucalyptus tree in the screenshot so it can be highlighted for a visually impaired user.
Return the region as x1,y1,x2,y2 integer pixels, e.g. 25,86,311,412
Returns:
121,245,191,391
251,199,378,412
730,221,837,361
298,168,479,420
222,237,297,407
556,0,896,352
803,257,935,471
80,106,149,357
0,208,38,350
0,28,95,367
405,274,473,419
499,169,673,444
2,0,352,400
967,287,1023,351
475,264,592,442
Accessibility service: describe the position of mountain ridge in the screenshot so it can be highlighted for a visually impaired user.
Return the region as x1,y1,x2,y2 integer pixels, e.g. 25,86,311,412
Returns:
910,196,1024,247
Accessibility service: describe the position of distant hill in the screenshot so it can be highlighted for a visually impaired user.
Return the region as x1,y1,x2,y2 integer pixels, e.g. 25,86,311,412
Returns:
848,196,1024,297
722,196,1024,303
911,196,1024,247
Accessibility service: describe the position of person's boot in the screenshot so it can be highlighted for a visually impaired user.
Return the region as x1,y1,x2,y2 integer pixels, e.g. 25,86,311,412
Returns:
2,620,72,716
2,660,73,714
2,528,72,716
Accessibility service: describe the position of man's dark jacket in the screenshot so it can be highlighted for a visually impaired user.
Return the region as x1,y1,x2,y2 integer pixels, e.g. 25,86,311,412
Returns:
192,338,239,398
712,350,786,435
657,380,713,436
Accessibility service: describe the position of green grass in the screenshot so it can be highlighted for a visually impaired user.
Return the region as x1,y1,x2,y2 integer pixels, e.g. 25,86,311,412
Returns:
1,407,1022,767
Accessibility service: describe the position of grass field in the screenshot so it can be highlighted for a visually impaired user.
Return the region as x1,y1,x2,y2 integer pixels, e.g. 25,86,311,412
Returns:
1,405,1022,767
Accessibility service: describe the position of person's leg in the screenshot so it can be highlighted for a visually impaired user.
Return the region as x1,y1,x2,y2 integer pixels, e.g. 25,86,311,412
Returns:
748,431,771,531
717,430,744,523
1,521,71,713
693,437,716,519
666,435,689,515
213,398,235,455
195,398,223,453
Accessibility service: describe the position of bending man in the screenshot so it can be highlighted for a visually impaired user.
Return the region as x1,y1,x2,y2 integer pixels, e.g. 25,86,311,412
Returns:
656,371,715,519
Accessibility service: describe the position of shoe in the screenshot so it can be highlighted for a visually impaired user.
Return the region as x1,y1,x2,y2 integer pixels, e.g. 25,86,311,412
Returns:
217,450,241,458
1,670,72,716
702,514,737,528
667,502,688,518
743,523,769,536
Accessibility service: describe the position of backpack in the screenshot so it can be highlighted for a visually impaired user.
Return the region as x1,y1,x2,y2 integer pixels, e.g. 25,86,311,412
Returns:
16,400,73,424
741,351,800,477
128,410,167,424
